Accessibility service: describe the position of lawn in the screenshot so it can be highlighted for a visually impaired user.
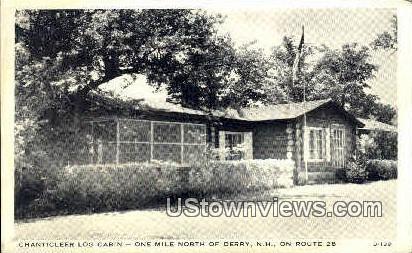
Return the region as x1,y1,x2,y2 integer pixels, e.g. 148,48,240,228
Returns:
15,180,396,240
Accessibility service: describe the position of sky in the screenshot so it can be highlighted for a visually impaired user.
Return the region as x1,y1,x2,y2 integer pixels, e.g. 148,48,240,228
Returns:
108,8,397,106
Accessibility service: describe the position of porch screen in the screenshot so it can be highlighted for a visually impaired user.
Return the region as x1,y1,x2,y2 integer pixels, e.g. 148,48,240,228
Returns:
90,120,118,164
119,120,151,163
152,122,182,163
89,119,206,165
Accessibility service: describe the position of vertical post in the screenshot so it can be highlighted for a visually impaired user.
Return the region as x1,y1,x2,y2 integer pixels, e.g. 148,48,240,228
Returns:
292,25,307,183
294,121,302,185
219,131,226,161
150,121,154,162
97,139,103,164
206,122,211,157
303,113,308,183
354,128,358,159
302,27,309,183
181,124,184,164
303,62,308,182
116,119,120,165
90,121,94,164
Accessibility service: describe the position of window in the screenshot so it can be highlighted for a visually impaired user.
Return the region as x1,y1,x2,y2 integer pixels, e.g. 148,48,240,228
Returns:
304,126,346,165
225,132,244,160
308,127,326,160
218,131,253,160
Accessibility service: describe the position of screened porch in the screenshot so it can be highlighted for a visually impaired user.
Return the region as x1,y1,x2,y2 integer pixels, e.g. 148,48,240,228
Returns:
85,118,207,165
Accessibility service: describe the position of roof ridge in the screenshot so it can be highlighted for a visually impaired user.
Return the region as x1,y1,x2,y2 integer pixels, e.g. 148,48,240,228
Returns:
279,98,331,105
246,98,332,109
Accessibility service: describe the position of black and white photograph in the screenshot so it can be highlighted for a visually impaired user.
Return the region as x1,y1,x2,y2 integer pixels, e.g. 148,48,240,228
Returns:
2,2,412,253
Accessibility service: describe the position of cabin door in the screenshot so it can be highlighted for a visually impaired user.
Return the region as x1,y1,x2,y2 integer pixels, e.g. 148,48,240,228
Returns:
330,126,345,168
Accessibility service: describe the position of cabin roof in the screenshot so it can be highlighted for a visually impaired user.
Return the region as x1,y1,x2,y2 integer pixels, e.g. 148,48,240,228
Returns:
239,99,332,120
88,92,365,126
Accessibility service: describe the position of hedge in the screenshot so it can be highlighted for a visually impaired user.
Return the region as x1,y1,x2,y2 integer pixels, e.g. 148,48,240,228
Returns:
343,158,397,183
15,159,294,219
366,159,397,181
187,159,294,194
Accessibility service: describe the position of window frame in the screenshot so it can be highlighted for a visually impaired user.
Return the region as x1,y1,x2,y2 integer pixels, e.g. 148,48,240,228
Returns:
307,127,326,162
224,131,246,160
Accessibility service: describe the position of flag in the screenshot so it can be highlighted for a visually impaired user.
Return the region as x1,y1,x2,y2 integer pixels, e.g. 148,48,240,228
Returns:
292,26,304,85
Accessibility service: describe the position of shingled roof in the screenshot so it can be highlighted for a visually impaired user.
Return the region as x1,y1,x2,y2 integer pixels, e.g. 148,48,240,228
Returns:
130,97,348,122
239,99,332,121
89,92,365,126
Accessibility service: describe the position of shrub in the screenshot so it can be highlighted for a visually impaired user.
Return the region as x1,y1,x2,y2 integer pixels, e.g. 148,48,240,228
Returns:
14,163,63,218
53,162,186,214
15,167,46,215
15,159,294,219
187,159,294,194
15,162,185,218
344,156,368,184
366,160,397,181
358,132,397,160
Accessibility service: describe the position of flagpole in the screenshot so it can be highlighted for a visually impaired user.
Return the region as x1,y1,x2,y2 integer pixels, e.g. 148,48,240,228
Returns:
303,69,308,184
291,25,307,184
301,26,308,184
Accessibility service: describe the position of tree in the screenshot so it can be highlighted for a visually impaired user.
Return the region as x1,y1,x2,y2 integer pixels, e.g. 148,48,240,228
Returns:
371,15,397,51
266,37,396,124
161,34,238,110
267,38,377,109
266,36,313,103
16,10,233,109
218,44,277,109
309,43,378,108
306,43,398,123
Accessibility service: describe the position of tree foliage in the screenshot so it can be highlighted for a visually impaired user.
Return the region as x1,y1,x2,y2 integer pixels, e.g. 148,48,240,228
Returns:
17,10,225,100
17,10,276,112
267,36,313,103
371,15,397,51
310,44,378,110
16,10,397,118
267,38,396,123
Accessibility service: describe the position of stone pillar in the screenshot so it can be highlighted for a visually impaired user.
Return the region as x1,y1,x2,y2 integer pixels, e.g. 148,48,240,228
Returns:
286,123,294,160
286,123,296,186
